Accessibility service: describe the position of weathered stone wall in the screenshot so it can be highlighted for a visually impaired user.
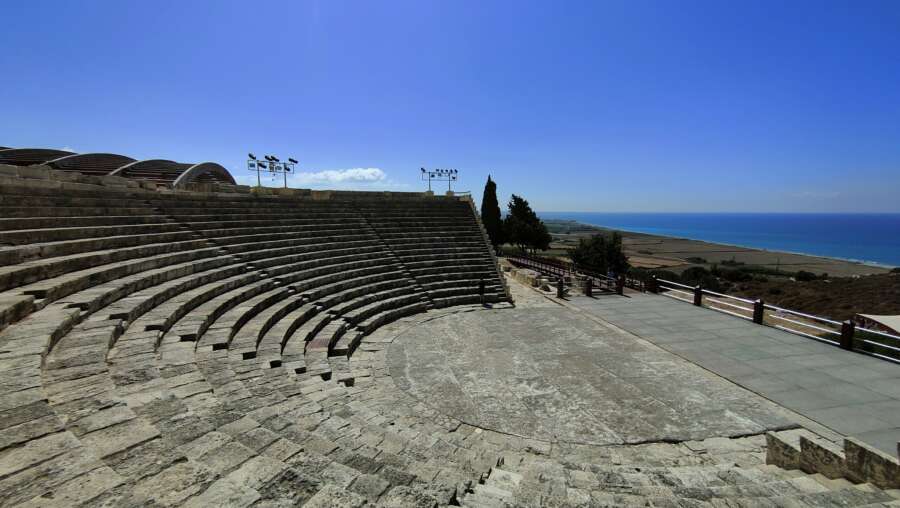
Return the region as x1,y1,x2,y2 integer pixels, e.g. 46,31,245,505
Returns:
767,429,900,488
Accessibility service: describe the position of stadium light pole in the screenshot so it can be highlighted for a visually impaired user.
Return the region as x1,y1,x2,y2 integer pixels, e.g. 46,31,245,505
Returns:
286,158,298,189
420,168,430,191
265,155,278,189
420,167,458,193
248,153,261,187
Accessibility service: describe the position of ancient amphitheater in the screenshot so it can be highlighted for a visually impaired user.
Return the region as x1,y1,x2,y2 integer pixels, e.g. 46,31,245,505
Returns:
0,150,898,507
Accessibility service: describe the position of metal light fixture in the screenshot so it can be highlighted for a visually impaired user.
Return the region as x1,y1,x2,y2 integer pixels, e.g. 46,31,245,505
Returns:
420,167,459,192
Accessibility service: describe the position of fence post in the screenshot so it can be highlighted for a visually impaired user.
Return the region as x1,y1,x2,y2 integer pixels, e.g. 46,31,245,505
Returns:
753,299,764,324
584,278,593,297
478,277,485,306
616,275,625,296
556,278,565,299
840,320,855,350
649,276,658,294
693,285,703,306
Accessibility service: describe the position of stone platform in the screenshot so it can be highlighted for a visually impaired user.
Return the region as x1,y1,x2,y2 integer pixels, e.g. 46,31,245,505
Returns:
388,307,797,446
569,291,900,455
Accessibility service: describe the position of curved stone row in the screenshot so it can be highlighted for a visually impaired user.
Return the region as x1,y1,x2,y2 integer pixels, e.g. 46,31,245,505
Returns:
0,175,897,506
0,176,508,505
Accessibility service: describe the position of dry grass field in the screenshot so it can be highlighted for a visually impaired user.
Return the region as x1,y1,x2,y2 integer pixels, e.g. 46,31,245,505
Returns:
543,220,900,319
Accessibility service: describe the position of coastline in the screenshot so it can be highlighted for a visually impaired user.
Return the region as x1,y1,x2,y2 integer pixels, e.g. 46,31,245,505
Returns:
578,220,895,270
545,219,893,277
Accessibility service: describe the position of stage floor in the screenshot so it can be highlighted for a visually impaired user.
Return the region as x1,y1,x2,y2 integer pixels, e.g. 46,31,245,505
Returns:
388,306,797,446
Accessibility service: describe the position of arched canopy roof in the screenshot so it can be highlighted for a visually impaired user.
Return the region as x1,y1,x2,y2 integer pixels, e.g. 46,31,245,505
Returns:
0,146,236,187
172,162,237,187
110,159,192,183
0,148,75,166
46,153,136,176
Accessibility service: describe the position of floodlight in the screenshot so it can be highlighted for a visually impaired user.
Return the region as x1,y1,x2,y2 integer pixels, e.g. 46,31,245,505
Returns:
288,158,298,164
248,153,256,160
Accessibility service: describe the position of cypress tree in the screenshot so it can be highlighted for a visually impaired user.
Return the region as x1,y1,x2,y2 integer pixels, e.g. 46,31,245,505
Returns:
480,175,504,248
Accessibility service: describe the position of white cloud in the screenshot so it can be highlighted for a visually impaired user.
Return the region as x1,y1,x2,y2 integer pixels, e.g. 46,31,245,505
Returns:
60,146,76,153
234,165,411,191
292,167,386,185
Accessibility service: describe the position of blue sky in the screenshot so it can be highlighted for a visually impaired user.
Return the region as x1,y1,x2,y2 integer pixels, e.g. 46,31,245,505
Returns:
2,1,899,212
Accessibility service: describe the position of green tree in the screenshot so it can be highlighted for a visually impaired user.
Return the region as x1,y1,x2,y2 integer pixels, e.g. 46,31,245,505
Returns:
569,232,630,276
504,194,551,253
480,175,504,248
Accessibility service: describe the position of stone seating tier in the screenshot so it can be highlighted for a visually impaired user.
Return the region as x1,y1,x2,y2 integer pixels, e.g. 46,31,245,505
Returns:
5,175,890,506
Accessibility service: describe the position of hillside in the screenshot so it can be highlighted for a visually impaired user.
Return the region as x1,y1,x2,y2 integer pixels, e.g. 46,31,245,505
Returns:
727,272,900,321
543,219,900,321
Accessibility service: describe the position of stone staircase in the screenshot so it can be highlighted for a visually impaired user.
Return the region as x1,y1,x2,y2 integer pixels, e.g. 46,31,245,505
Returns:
0,167,897,507
461,459,900,507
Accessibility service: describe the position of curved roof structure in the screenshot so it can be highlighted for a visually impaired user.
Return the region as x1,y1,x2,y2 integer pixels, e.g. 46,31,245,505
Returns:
46,153,137,176
0,148,75,166
173,162,237,187
0,145,235,187
110,159,192,181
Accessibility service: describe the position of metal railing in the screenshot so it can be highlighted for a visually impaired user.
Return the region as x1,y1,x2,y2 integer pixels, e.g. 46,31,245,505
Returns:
650,276,900,363
506,254,638,295
507,255,574,280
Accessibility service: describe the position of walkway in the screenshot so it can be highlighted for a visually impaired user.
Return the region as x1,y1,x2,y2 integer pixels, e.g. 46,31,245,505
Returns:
567,290,900,455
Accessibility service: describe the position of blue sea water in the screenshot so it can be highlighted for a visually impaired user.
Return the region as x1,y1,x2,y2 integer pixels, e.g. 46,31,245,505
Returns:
538,212,900,268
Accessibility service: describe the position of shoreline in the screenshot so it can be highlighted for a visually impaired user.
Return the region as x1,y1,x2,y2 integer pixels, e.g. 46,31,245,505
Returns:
544,219,894,276
572,220,896,270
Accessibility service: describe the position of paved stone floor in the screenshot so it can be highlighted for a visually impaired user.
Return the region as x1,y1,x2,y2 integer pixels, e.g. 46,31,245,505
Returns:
388,306,797,446
568,290,900,455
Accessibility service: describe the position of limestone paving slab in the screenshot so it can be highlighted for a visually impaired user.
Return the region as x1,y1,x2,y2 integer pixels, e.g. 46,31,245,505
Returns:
388,306,796,446
568,290,900,455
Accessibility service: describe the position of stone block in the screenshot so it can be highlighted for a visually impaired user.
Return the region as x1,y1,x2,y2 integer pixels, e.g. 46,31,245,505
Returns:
17,165,51,180
349,473,390,499
766,431,801,470
305,484,367,508
48,169,82,182
800,435,847,479
0,164,18,177
844,437,900,489
100,175,131,187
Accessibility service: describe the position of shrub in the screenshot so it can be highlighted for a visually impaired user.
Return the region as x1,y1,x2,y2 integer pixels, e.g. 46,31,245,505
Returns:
504,195,551,253
569,232,629,276
768,287,783,295
679,267,721,291
891,267,900,273
717,268,753,283
680,266,711,283
796,270,817,282
686,257,707,264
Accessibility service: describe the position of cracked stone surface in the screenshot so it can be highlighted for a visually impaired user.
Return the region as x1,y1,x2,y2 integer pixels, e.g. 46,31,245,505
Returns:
388,306,796,445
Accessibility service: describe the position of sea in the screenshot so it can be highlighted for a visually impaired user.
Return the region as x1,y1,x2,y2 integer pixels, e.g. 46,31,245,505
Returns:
538,212,900,268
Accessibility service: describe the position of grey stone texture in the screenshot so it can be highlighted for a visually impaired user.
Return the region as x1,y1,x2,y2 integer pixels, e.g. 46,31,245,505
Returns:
568,291,900,455
0,176,898,506
388,307,796,445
